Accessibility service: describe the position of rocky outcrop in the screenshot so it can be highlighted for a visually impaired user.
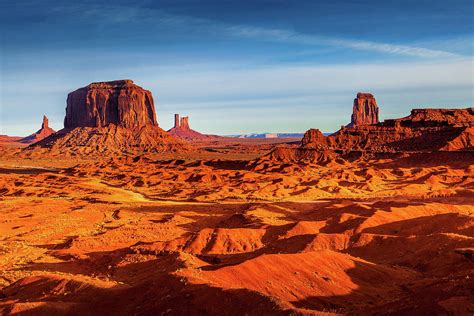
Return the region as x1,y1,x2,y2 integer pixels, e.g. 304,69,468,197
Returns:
174,114,180,129
27,81,189,155
301,129,327,148
297,93,474,158
264,146,337,163
30,125,188,155
20,115,56,144
440,127,474,151
302,108,474,153
168,114,221,141
64,80,157,129
180,116,190,130
347,93,379,127
390,108,474,127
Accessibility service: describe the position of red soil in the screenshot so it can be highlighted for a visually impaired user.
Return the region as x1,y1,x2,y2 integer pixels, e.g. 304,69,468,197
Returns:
0,146,472,315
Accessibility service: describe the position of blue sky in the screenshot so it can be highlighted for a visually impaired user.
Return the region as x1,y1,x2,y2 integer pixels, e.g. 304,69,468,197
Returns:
1,0,473,135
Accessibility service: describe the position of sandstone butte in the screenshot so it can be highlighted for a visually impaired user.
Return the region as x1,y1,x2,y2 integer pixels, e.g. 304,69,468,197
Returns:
20,115,56,144
301,93,474,154
64,79,158,129
346,92,379,128
167,113,222,141
268,93,473,162
27,80,189,155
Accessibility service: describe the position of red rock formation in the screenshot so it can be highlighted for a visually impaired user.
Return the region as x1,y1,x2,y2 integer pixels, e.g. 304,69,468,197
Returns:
440,127,474,151
347,93,379,127
31,125,188,155
299,92,474,157
395,108,473,127
263,146,337,163
64,80,158,129
301,129,327,148
27,81,190,155
42,116,49,129
168,114,221,141
180,116,190,130
302,107,474,153
20,115,56,144
174,114,180,128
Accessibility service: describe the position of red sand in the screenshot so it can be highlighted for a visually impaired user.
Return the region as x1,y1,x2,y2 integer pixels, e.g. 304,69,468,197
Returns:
0,141,473,315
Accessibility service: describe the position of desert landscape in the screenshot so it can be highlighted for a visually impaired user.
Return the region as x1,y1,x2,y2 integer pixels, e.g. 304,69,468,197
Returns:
2,1,474,315
0,79,472,315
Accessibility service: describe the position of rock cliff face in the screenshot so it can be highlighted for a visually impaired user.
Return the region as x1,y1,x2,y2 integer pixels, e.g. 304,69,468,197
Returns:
20,115,56,144
168,114,220,141
174,114,180,129
27,81,189,155
297,93,474,158
180,116,190,130
347,93,379,127
301,129,327,148
394,108,473,127
42,116,49,129
64,80,158,129
302,104,473,153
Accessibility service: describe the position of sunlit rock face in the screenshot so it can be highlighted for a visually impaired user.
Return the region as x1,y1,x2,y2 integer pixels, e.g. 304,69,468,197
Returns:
347,92,379,128
20,115,56,144
300,92,474,154
64,80,158,129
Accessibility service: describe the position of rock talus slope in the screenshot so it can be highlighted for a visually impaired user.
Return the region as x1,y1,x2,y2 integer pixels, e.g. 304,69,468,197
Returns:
27,80,189,155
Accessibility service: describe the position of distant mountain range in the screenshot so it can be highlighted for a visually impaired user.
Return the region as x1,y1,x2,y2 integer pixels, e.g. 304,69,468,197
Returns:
228,133,331,139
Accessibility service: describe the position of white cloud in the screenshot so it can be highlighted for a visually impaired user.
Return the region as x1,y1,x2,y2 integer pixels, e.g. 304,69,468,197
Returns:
60,3,463,59
225,25,460,58
140,58,473,102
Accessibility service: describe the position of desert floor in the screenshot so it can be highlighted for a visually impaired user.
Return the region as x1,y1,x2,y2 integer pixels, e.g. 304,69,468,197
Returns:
0,142,473,315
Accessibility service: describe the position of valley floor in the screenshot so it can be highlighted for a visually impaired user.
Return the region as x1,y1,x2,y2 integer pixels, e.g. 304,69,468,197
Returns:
0,152,473,315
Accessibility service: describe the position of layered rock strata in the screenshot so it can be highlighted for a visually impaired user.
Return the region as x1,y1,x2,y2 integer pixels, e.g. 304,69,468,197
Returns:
347,92,379,127
64,80,157,129
28,81,188,155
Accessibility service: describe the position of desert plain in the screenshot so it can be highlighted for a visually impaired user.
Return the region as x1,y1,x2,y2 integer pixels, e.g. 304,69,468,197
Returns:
0,81,473,315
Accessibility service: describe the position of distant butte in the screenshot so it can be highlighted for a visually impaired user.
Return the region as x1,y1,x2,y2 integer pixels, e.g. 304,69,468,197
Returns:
27,80,189,155
168,113,222,141
20,115,56,144
65,80,158,129
347,92,379,128
299,92,474,155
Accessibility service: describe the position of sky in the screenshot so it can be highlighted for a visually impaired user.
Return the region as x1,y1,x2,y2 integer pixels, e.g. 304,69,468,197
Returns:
0,0,473,136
